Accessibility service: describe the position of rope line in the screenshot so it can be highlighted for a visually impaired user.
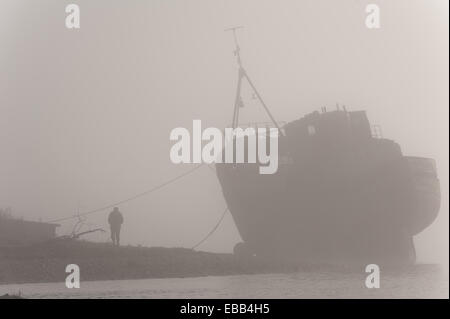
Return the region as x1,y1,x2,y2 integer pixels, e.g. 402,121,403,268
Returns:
191,207,229,250
46,162,229,250
47,164,204,223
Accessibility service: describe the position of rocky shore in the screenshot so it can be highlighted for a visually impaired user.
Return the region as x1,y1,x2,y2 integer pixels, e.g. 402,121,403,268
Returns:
0,240,302,285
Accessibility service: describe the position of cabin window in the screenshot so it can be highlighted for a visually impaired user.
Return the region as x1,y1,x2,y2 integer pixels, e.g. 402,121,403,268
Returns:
307,125,316,136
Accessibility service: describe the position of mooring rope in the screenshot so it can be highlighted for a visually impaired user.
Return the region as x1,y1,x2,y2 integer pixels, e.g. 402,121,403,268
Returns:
47,164,204,223
191,207,229,250
46,162,229,249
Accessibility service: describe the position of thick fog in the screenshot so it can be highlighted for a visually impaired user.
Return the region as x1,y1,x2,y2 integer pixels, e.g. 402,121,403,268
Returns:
0,0,448,264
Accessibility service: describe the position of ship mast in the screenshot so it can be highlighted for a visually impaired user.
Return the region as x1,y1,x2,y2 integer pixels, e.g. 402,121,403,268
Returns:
225,27,284,135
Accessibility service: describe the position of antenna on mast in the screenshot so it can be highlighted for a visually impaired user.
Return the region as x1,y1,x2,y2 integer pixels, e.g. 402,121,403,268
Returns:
224,26,284,135
224,26,244,67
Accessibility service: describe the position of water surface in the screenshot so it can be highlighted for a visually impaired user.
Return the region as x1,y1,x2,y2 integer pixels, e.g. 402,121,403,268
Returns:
1,264,447,299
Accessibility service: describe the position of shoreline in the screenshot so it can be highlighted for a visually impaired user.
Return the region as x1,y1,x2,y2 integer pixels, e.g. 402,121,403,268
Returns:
0,240,301,285
0,240,444,286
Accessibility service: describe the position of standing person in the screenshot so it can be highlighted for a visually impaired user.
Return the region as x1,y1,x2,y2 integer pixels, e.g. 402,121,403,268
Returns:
108,207,123,246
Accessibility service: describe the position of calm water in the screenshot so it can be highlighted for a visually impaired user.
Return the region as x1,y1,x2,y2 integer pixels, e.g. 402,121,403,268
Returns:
1,264,448,299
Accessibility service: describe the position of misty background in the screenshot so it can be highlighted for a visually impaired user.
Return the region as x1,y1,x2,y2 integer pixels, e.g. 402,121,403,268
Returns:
0,0,448,265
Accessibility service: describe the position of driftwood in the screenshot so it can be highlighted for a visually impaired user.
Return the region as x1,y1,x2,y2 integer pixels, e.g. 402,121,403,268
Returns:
71,228,105,239
51,215,106,241
53,228,105,241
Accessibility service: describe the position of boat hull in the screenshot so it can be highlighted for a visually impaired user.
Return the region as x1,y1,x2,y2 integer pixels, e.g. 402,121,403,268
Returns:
216,136,440,265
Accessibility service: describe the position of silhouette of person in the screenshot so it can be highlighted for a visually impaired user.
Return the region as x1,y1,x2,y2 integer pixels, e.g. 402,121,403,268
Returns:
108,207,123,246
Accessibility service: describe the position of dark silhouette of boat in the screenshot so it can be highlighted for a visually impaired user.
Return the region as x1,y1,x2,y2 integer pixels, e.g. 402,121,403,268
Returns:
216,29,440,265
216,109,440,265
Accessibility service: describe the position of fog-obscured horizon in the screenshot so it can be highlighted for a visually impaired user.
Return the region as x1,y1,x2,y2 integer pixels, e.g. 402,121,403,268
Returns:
0,0,448,264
